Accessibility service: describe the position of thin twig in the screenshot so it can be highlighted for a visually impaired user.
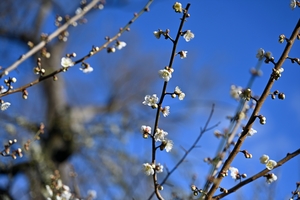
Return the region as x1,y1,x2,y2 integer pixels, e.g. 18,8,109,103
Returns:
150,3,191,200
0,0,155,98
148,104,219,199
213,148,300,199
0,0,101,78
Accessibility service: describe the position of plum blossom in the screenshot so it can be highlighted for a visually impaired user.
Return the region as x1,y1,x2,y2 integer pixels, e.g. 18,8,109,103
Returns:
173,2,183,13
80,64,93,73
290,0,297,9
256,48,265,60
143,94,159,107
230,85,242,100
266,173,277,184
1,102,11,111
155,163,164,173
174,86,185,100
266,160,277,170
143,163,154,176
183,30,194,42
247,128,257,136
260,154,269,164
164,139,173,152
61,57,74,68
115,41,126,50
158,69,172,82
229,167,240,180
141,125,151,135
161,106,170,117
154,128,168,142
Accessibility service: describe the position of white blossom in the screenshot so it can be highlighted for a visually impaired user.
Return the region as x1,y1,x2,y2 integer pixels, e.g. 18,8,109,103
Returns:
161,106,170,117
183,30,194,42
173,2,183,13
266,160,277,170
1,102,11,111
143,163,154,176
266,173,277,184
61,57,74,68
175,86,185,100
140,125,151,135
247,128,257,136
142,94,159,107
158,69,172,82
154,128,168,142
164,139,173,152
260,154,269,164
290,0,297,9
256,48,265,60
115,41,127,50
156,163,164,173
230,85,242,100
229,167,239,180
80,65,93,73
0,87,7,94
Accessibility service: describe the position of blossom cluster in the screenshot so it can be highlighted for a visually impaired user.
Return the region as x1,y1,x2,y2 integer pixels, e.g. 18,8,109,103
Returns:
140,1,192,180
45,179,97,200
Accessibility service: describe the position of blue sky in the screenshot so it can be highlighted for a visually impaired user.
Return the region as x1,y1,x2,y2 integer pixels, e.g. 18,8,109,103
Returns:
100,1,300,199
0,0,299,199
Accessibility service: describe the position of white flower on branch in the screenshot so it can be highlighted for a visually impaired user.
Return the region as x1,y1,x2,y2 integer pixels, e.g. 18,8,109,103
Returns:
266,160,277,170
155,163,164,173
260,154,269,164
0,86,7,94
290,0,297,9
161,106,170,117
229,167,240,180
247,128,257,136
1,102,11,111
143,163,154,176
183,30,194,42
174,86,185,100
163,139,173,152
115,41,127,50
158,69,172,82
142,94,159,108
256,48,265,60
61,57,74,68
141,125,151,135
178,51,188,59
266,173,277,184
80,64,93,73
154,128,168,142
230,85,242,100
173,2,183,13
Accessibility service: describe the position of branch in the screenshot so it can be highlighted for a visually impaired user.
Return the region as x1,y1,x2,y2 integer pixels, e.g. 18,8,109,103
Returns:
149,3,191,200
148,104,219,199
0,0,155,98
213,148,300,199
206,18,300,200
0,0,101,78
